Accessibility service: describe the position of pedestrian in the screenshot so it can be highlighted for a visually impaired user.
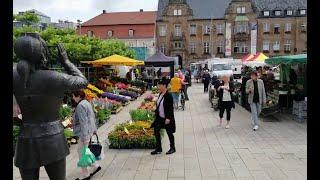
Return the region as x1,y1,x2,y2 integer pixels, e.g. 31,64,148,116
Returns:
170,73,182,109
151,79,176,155
241,72,251,109
72,90,101,180
216,75,235,128
126,69,132,81
246,71,267,131
202,70,211,93
183,71,191,100
157,68,162,78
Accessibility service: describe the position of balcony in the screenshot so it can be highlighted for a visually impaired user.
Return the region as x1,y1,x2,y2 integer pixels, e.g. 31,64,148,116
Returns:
233,32,249,41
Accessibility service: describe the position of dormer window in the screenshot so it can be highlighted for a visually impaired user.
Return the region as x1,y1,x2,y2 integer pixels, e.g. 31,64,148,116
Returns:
107,30,113,37
237,7,246,14
263,11,270,16
174,9,182,16
300,9,306,15
286,10,293,16
275,10,281,16
128,29,134,37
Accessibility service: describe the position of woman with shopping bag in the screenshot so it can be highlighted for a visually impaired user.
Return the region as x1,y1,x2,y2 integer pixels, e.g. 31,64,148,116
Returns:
72,90,101,180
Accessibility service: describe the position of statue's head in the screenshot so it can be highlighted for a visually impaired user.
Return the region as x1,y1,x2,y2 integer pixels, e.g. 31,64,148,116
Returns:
14,32,49,67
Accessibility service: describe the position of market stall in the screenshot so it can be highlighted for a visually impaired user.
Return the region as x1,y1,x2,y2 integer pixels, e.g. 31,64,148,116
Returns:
144,52,175,87
265,54,307,122
243,52,268,67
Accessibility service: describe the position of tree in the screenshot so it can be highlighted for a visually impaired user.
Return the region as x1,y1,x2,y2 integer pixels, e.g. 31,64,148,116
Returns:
13,26,136,65
15,11,40,25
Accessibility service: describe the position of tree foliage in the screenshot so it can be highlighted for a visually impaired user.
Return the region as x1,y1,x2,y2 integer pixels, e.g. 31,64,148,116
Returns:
14,12,40,25
13,26,136,64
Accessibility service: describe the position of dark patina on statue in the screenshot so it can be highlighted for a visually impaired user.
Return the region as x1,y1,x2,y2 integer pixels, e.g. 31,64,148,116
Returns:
13,33,88,180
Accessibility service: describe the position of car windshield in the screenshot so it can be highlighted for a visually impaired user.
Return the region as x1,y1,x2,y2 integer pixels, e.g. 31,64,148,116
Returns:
213,64,231,71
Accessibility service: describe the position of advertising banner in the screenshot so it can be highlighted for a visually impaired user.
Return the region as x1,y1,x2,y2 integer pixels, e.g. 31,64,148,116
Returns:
225,23,232,57
250,22,257,55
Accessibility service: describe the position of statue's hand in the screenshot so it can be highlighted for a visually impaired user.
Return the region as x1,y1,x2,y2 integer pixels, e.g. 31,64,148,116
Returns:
57,43,69,64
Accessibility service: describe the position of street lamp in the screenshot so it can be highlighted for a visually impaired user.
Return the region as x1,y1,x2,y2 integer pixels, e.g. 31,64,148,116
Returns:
77,19,82,35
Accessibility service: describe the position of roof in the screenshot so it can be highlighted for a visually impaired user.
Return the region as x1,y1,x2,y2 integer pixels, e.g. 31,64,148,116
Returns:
157,0,230,20
253,0,307,12
157,0,307,20
82,11,156,26
145,52,175,62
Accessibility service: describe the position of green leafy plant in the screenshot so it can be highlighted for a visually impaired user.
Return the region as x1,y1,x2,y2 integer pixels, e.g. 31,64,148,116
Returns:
64,128,74,138
58,105,73,120
130,109,154,122
96,109,111,125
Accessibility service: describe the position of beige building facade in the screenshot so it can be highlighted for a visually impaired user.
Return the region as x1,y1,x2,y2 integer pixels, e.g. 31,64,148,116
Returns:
156,0,307,67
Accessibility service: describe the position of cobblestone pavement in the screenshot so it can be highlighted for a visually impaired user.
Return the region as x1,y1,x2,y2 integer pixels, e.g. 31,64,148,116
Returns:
13,84,307,180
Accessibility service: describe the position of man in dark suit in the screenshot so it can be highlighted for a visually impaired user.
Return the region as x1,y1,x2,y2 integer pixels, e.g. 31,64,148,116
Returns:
151,79,176,155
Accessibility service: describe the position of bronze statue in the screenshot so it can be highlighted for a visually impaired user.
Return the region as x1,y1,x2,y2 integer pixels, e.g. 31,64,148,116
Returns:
13,33,88,180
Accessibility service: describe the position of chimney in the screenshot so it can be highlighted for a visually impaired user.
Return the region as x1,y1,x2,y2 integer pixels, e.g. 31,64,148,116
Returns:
102,10,106,14
140,9,143,12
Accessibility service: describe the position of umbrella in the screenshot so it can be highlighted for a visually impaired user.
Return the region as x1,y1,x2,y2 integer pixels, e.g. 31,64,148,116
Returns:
81,54,144,67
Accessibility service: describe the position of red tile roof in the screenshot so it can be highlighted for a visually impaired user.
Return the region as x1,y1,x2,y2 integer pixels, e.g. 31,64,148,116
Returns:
82,11,157,26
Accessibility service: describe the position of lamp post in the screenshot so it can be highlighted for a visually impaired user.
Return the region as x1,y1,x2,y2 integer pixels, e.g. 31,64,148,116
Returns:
77,19,82,35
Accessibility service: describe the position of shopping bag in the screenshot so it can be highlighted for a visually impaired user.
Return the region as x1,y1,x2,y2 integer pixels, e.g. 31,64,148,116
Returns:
88,133,103,160
77,146,96,168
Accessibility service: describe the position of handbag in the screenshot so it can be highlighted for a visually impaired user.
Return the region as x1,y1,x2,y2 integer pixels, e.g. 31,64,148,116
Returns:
77,146,96,167
88,133,103,160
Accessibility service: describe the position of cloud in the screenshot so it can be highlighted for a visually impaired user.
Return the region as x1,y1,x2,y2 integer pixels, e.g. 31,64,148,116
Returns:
13,0,158,23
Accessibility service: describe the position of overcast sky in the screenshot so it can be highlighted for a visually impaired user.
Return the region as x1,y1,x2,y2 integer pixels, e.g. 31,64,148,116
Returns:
13,0,158,23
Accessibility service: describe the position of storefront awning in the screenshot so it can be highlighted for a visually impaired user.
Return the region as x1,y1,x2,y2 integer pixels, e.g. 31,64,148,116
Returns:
265,54,307,65
81,54,144,67
235,15,249,22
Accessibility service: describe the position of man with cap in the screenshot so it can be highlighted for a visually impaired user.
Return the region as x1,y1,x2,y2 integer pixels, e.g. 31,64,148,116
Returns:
150,78,176,155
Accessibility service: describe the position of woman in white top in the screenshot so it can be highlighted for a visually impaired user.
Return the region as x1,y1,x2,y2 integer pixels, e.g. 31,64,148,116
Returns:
215,75,235,129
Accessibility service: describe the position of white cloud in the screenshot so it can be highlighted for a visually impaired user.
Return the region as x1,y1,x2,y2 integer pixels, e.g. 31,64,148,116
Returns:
13,0,158,23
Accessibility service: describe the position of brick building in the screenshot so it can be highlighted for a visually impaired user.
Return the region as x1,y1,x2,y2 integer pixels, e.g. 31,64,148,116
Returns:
156,0,307,67
78,10,156,60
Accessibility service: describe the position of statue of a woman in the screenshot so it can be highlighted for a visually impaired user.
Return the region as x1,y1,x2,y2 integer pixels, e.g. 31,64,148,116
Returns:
13,33,88,180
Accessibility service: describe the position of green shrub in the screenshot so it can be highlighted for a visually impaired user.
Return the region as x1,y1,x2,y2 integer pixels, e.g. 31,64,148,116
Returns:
129,109,154,122
58,105,73,120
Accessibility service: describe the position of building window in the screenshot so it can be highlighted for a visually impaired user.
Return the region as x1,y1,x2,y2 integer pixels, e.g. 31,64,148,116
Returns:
129,29,134,37
217,41,224,53
273,41,280,51
237,7,245,14
263,40,270,51
204,42,210,54
174,9,182,16
174,24,182,36
190,24,197,35
301,23,307,32
204,24,211,34
286,10,293,16
274,24,280,34
263,23,270,33
160,44,166,54
159,25,166,36
285,23,292,33
87,30,93,37
284,40,291,52
189,42,196,54
174,42,182,49
107,30,113,37
263,11,270,16
236,23,247,33
234,42,247,53
275,10,281,16
300,9,306,15
216,24,224,35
